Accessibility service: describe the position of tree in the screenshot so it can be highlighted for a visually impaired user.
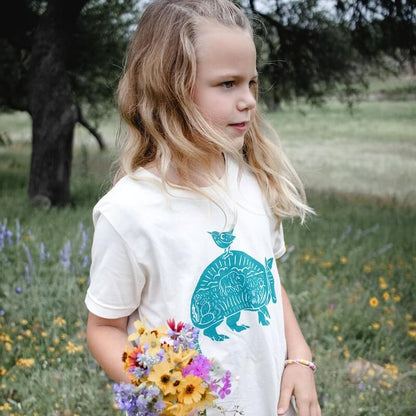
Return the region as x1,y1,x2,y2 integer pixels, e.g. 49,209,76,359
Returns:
0,0,139,206
243,0,415,109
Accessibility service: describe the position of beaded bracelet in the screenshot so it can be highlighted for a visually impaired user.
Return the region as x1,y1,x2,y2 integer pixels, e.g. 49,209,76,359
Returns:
284,359,317,373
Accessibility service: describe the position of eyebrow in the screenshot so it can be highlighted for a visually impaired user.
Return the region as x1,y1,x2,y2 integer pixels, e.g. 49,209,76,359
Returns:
216,72,258,79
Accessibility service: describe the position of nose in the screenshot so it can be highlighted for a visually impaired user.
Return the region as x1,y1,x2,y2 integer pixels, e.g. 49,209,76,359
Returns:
237,87,256,111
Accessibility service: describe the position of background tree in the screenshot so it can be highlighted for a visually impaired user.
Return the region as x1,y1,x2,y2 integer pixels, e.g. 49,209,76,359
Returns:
243,0,415,109
0,0,139,206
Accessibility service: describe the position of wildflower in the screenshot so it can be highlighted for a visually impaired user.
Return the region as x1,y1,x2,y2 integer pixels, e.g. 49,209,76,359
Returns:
178,375,206,405
15,286,22,293
340,256,348,264
182,354,213,382
379,276,388,290
320,261,333,268
0,403,11,411
392,294,401,302
54,317,66,326
16,358,35,368
65,341,83,354
333,325,339,332
141,331,163,356
382,292,390,301
369,297,379,307
408,330,416,339
217,371,232,399
39,242,51,261
148,361,181,395
372,322,380,330
60,241,72,270
358,382,365,391
364,264,372,273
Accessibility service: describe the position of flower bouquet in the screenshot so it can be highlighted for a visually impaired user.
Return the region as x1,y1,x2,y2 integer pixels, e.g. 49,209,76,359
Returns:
113,318,232,416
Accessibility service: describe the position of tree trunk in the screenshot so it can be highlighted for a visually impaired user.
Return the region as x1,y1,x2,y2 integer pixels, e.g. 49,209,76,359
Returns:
28,0,88,206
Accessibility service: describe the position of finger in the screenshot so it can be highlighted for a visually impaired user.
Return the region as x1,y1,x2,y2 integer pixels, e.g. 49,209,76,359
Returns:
295,397,313,416
277,388,293,414
311,402,322,416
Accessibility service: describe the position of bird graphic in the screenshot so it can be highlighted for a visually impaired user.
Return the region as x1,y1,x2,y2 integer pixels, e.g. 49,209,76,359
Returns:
208,228,235,256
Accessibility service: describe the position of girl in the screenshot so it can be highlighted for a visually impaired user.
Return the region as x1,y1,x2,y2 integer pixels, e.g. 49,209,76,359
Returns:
85,1,321,415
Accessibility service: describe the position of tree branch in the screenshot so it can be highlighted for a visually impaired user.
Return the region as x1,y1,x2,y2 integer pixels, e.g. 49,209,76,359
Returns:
76,104,106,150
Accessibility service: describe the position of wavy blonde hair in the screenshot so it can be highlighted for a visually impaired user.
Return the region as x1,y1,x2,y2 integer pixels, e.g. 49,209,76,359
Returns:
115,0,313,223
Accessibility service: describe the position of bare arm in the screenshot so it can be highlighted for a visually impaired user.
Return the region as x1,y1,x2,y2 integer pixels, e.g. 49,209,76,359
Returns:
86,312,131,383
278,285,321,416
281,285,312,360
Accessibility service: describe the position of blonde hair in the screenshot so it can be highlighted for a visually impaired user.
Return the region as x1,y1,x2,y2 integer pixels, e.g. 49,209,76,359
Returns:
116,0,313,223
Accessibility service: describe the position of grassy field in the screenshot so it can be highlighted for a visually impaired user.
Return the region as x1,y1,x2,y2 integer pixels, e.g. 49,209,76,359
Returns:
0,77,415,415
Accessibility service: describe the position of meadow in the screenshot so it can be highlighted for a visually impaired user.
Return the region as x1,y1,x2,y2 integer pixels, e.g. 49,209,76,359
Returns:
0,77,415,415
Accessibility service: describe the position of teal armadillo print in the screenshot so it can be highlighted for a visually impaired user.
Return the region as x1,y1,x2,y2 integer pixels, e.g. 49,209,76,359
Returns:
190,228,277,341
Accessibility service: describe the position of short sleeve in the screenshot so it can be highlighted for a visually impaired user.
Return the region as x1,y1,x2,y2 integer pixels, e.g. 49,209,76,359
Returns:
274,222,286,259
85,214,145,319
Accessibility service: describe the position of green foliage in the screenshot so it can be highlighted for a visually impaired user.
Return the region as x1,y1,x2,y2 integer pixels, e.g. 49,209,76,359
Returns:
244,0,416,108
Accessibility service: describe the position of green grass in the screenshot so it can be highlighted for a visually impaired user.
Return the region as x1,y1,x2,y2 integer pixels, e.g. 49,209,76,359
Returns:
1,81,415,415
268,99,416,205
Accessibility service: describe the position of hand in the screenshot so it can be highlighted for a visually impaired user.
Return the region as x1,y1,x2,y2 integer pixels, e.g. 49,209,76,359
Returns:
277,363,321,416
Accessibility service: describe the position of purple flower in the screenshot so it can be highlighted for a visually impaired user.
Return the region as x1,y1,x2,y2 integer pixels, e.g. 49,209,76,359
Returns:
218,370,232,399
15,286,22,294
60,241,72,270
182,354,213,381
358,382,365,391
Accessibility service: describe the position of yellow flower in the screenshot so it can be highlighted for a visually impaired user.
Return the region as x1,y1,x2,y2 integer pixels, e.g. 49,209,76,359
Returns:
382,292,390,301
166,348,197,368
0,403,11,411
364,264,372,273
178,375,206,405
379,276,388,290
392,294,401,302
163,402,194,416
337,335,343,342
333,325,339,332
320,261,333,268
369,297,379,307
53,317,66,326
139,331,162,355
372,322,380,330
408,330,416,338
0,367,6,376
148,361,181,395
65,341,83,354
343,346,350,359
20,319,28,325
16,358,35,368
340,256,348,264
196,391,217,410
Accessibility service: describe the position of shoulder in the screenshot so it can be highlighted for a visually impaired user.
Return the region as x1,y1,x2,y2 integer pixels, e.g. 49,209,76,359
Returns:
92,171,166,229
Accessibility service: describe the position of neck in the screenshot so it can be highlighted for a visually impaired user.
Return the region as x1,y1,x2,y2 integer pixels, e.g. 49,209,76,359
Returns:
144,153,225,187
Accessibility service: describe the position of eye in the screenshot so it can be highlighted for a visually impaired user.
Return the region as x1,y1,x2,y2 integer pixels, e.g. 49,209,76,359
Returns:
221,81,234,89
249,79,257,89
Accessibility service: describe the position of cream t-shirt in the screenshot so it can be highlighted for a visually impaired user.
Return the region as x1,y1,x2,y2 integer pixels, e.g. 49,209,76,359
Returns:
86,157,295,415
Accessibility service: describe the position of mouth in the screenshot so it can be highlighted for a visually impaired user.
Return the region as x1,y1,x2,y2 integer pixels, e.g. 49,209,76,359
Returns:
229,122,249,132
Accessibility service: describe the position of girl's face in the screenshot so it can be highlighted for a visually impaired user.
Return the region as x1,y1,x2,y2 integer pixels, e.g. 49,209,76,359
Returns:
193,20,257,150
